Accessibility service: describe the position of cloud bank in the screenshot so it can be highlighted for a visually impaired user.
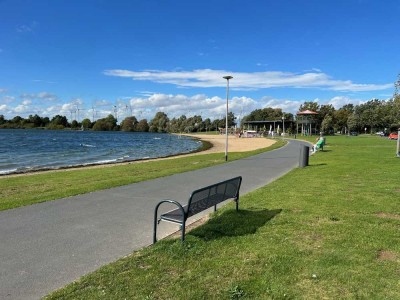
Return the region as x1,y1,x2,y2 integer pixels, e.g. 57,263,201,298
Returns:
103,69,392,92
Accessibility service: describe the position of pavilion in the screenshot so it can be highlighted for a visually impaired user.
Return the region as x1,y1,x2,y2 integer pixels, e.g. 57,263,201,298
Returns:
242,119,292,134
296,110,319,136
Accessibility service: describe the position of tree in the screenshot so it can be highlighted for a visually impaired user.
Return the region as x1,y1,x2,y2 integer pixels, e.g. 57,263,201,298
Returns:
41,117,50,127
136,119,149,132
92,114,117,131
347,114,360,132
28,114,43,127
204,118,212,132
49,115,68,129
318,104,335,124
243,107,282,122
149,112,169,133
321,115,334,134
334,108,352,134
12,116,23,125
356,99,382,133
71,120,79,129
81,118,92,129
120,116,138,132
299,101,319,112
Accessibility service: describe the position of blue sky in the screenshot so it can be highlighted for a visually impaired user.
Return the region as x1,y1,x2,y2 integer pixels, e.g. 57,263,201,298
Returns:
1,0,399,122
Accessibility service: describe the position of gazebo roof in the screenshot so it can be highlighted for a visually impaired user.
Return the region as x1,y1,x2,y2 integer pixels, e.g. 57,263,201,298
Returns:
297,110,318,115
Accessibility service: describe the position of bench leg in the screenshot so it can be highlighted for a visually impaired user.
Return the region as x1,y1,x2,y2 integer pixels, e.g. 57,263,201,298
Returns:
181,221,186,242
153,217,158,244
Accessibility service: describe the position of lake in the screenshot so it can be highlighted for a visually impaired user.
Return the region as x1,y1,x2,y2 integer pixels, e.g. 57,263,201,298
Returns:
0,129,201,175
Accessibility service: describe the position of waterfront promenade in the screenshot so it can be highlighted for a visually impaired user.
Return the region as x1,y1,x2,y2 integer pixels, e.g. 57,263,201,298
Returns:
0,139,308,299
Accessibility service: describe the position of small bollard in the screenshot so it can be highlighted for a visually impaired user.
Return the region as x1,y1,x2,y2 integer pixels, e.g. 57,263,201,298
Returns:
299,145,310,168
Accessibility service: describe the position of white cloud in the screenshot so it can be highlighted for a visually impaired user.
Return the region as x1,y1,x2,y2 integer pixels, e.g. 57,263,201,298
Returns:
258,96,303,114
103,68,392,92
16,21,38,33
328,96,363,108
38,92,58,101
0,88,6,93
14,104,29,113
95,99,112,107
22,100,32,105
124,93,300,120
32,79,56,84
20,92,58,102
0,104,8,111
1,95,15,103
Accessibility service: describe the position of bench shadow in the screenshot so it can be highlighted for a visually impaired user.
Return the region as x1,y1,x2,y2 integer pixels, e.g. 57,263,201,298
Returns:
189,208,281,241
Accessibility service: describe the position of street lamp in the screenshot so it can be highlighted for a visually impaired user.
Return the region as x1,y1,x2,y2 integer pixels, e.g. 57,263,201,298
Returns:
282,114,285,137
223,75,233,161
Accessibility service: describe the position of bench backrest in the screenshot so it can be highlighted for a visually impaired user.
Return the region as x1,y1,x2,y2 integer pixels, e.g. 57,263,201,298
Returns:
186,176,242,218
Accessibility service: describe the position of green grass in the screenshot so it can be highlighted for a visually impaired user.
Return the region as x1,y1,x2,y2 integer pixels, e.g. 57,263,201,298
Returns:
44,135,400,299
0,139,285,211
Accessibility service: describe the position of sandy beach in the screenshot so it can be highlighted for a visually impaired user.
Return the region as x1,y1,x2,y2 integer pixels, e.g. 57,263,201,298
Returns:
181,134,276,155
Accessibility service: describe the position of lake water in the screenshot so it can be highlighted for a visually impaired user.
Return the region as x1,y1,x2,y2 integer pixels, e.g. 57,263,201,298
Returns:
0,129,202,175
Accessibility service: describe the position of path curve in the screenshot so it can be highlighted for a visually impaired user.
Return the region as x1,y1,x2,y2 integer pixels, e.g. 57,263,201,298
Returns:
0,139,309,299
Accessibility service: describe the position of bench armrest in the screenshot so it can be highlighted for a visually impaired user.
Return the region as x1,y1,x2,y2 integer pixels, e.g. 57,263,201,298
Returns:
153,199,185,244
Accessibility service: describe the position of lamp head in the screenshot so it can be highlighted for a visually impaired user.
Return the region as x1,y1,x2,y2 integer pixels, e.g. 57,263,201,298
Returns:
223,76,233,80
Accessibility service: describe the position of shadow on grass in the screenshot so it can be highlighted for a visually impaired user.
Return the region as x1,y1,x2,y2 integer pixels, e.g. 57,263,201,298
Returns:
189,209,282,241
308,163,327,167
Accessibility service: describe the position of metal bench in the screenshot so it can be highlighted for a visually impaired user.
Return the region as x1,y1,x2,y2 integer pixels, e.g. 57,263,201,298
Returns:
153,176,242,243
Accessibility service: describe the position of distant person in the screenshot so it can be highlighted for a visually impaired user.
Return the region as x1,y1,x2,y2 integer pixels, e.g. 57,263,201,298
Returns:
312,136,325,153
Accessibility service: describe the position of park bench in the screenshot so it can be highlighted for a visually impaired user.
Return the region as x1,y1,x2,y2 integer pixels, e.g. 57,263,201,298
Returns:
316,138,325,150
153,176,242,243
313,137,325,152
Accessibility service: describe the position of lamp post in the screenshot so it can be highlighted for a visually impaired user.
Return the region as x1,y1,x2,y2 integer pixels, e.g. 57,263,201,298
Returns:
282,115,285,137
223,75,233,161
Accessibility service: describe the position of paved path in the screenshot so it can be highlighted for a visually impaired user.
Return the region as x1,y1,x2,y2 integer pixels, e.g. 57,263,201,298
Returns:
0,139,308,299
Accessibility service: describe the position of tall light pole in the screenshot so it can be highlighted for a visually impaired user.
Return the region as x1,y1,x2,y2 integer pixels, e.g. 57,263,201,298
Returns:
282,114,285,137
223,75,233,161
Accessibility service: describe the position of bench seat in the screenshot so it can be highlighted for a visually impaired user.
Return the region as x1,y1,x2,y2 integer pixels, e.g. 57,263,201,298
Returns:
153,176,242,243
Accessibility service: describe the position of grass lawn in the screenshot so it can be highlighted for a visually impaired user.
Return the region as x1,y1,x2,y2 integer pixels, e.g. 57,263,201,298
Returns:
44,135,400,299
0,139,285,211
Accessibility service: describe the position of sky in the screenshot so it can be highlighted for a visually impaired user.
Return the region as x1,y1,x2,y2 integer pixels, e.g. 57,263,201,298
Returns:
1,0,399,123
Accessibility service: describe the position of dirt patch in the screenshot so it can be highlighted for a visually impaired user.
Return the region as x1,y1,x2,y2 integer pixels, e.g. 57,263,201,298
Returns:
376,212,400,220
377,250,398,262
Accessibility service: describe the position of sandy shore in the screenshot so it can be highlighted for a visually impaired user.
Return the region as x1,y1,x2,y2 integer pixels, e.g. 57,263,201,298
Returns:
3,134,276,177
181,134,276,155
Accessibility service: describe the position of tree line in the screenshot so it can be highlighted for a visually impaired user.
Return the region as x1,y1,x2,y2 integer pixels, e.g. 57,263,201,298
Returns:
0,111,237,133
1,95,399,134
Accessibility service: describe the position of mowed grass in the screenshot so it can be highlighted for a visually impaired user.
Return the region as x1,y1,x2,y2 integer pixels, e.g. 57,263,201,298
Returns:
45,135,400,299
0,139,285,211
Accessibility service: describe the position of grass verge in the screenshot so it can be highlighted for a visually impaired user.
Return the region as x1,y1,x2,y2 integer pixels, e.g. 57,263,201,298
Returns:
0,139,285,211
45,135,400,299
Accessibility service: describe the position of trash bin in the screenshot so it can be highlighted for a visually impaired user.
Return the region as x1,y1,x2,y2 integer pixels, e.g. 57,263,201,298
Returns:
299,145,309,168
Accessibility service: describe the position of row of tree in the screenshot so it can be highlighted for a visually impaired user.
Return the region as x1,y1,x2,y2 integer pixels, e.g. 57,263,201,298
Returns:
0,111,237,133
1,95,399,134
293,97,400,134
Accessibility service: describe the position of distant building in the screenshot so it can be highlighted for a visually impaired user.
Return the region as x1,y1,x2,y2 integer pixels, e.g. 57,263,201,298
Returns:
296,110,319,136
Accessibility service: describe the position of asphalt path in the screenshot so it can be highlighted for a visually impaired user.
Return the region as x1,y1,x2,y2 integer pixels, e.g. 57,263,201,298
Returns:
0,139,309,299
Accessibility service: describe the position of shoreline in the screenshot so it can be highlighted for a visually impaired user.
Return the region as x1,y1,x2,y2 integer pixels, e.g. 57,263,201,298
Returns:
1,134,276,178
